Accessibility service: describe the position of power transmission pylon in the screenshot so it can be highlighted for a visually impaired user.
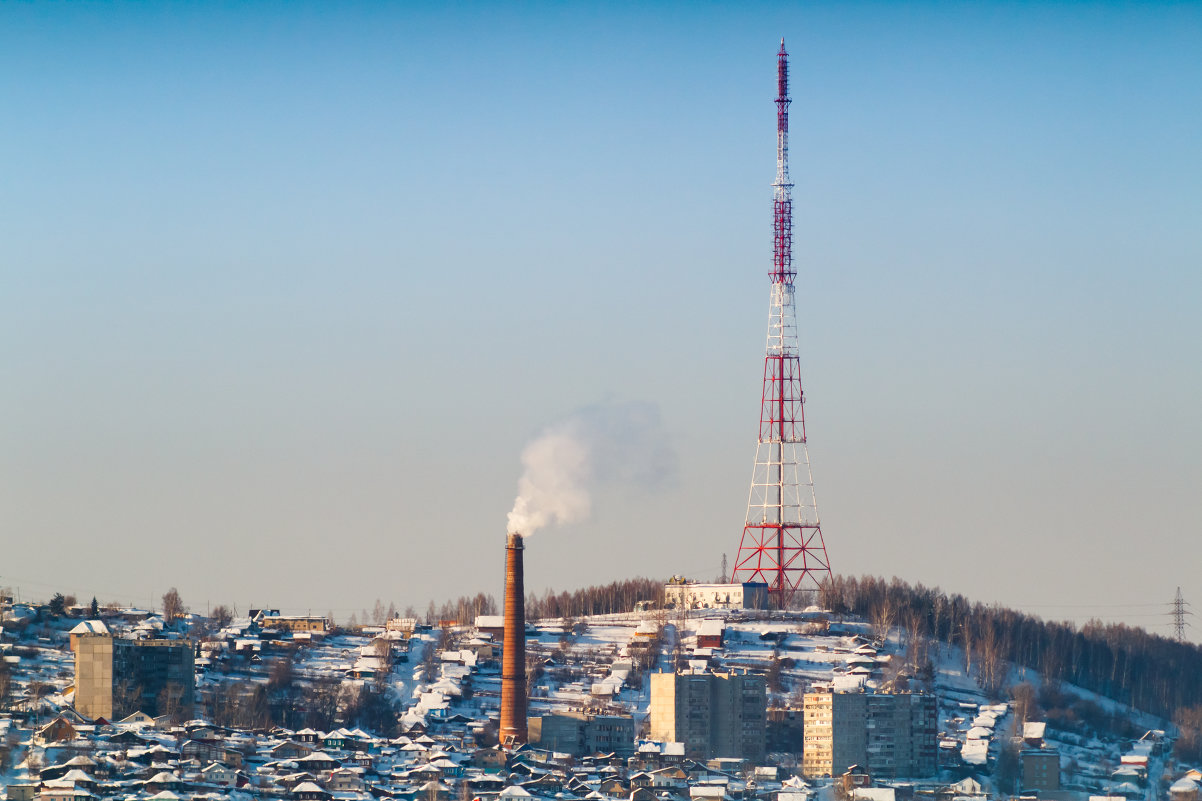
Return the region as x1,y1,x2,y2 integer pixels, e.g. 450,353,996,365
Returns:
1173,587,1190,642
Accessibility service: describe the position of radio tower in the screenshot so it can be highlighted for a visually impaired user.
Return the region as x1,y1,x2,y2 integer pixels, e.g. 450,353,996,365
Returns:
731,40,832,608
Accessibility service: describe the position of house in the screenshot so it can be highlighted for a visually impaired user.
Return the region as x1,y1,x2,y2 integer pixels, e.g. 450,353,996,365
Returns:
1022,721,1047,749
600,777,629,796
475,616,505,639
295,728,322,744
35,717,78,745
117,710,155,726
651,767,688,788
4,784,37,801
778,776,814,801
28,785,93,801
292,781,332,800
295,751,341,772
852,790,896,801
38,757,97,782
838,766,872,797
272,740,316,760
468,776,508,795
328,767,365,791
939,777,986,801
473,746,508,771
696,620,725,650
180,738,224,763
143,770,181,793
56,770,96,792
1170,779,1200,801
201,762,237,787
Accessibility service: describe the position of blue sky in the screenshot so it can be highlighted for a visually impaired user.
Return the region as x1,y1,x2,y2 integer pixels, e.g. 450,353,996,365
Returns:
2,2,1199,632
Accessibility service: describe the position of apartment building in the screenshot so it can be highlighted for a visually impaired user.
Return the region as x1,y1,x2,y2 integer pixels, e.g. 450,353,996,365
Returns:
1021,748,1061,791
650,669,766,762
75,635,194,720
528,711,636,756
803,691,936,779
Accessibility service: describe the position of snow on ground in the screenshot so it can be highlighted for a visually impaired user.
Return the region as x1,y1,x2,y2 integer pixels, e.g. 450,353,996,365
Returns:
0,604,1174,795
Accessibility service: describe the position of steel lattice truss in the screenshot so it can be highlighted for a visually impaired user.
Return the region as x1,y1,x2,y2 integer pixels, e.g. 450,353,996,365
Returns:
732,41,832,607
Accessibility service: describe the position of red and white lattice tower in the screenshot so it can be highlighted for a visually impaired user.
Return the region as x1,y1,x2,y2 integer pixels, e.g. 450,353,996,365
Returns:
731,40,832,608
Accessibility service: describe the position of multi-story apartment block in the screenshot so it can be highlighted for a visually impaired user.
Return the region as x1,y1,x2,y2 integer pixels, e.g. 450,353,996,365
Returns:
650,669,766,762
1021,747,1061,791
75,635,194,720
528,711,636,756
803,691,936,779
767,706,806,753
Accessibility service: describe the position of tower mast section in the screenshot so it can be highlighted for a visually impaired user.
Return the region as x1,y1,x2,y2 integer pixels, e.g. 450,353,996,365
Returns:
732,40,832,608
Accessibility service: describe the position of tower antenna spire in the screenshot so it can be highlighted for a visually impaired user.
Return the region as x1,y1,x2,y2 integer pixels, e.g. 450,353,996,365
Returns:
732,40,832,608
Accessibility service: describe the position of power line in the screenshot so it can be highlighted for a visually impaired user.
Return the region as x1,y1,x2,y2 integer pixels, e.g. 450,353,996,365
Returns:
1014,602,1171,609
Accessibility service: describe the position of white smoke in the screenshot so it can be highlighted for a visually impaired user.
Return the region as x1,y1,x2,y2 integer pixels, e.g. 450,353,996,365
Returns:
507,401,676,537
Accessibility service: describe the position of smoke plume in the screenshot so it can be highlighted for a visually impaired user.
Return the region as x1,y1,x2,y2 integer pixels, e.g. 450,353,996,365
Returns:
507,400,676,537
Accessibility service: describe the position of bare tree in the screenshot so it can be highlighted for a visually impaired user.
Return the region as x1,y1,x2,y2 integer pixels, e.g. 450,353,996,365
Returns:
161,588,186,624
29,681,52,724
157,682,187,723
525,653,544,701
1011,682,1039,728
0,657,11,712
209,605,233,628
870,597,895,643
267,656,295,691
114,678,143,718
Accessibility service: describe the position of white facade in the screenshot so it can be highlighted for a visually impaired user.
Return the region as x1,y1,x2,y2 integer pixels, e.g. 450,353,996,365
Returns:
663,582,769,610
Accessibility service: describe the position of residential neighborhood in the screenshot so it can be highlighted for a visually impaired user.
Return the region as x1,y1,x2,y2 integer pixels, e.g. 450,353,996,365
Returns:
0,589,1188,801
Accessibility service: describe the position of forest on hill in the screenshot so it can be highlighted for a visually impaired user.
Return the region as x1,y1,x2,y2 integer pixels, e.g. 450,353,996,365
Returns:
425,573,1202,731
819,574,1202,721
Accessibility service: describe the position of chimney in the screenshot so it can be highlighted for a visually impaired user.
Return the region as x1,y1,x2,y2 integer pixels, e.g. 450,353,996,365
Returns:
499,532,527,746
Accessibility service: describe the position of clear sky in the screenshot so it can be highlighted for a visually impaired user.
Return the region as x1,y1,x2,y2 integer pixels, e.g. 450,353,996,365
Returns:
2,2,1199,635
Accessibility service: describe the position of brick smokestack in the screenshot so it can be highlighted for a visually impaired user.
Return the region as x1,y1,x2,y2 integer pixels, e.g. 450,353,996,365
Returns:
499,532,527,746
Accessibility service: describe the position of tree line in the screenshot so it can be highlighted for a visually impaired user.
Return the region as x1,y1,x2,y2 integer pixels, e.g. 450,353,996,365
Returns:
819,574,1202,720
416,579,664,626
524,577,664,620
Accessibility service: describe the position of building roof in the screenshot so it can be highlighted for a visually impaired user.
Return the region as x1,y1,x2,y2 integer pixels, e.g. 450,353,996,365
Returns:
69,621,109,636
